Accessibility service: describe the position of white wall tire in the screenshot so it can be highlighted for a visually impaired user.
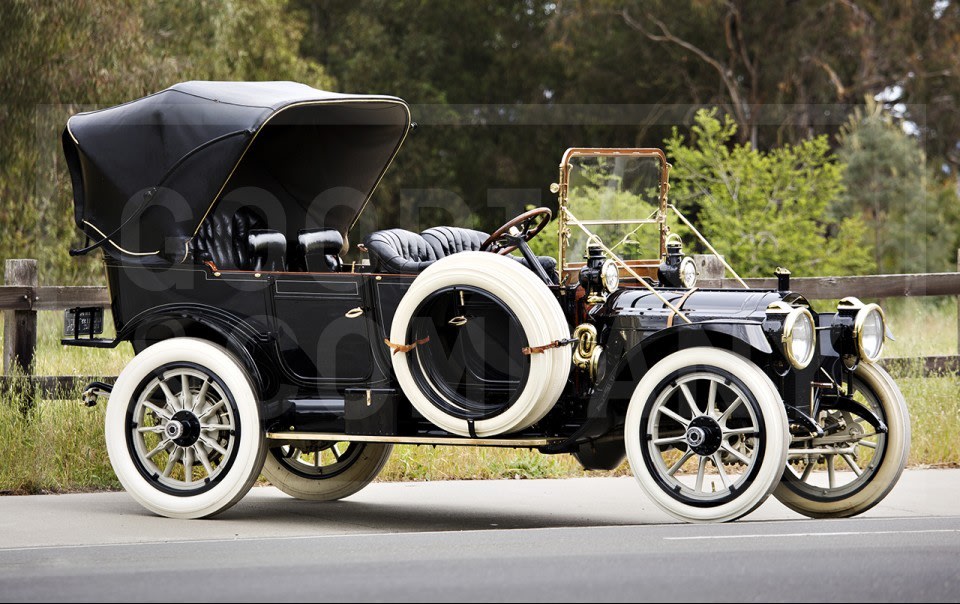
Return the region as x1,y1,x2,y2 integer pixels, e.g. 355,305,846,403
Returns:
390,252,570,437
774,363,910,518
105,337,265,519
261,442,392,501
624,348,789,523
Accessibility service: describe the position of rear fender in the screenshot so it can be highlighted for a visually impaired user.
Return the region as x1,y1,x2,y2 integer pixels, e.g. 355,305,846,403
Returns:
116,303,276,397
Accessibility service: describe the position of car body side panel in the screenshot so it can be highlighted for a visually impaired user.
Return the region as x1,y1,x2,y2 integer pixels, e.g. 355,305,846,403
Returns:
99,259,846,446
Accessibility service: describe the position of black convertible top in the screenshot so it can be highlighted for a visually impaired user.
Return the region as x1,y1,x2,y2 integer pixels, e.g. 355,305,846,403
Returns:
62,81,410,261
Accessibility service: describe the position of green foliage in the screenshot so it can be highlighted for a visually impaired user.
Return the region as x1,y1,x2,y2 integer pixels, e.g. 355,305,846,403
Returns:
2,1,958,284
666,110,874,277
527,213,559,260
531,158,661,262
837,101,960,274
141,1,331,86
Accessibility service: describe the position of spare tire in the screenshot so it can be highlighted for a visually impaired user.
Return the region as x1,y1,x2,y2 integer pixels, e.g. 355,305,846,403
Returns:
390,252,571,437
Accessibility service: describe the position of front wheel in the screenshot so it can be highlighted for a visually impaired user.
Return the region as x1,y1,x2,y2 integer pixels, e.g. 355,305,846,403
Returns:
625,348,789,523
261,442,392,501
105,338,266,519
774,363,910,518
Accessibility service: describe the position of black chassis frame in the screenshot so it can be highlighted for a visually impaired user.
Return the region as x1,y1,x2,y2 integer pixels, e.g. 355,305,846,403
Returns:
65,254,856,458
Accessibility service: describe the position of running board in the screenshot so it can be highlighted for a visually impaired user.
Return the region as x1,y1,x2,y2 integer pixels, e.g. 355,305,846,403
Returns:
265,431,562,448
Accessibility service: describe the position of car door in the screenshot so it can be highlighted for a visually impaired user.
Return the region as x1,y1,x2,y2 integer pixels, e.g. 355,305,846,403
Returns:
271,273,375,383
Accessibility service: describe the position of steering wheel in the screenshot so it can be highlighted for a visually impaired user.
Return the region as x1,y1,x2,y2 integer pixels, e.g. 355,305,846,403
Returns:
480,207,553,255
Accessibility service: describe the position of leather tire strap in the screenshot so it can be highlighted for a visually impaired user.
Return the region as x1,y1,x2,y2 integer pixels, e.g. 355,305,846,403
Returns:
384,336,430,355
522,337,577,356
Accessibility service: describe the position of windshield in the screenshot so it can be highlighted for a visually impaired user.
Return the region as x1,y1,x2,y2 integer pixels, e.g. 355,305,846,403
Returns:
559,149,667,270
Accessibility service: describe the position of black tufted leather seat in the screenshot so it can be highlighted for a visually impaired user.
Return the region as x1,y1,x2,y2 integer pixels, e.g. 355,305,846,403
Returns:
190,208,287,271
422,226,489,256
192,207,277,270
423,226,558,282
364,229,439,274
365,225,558,280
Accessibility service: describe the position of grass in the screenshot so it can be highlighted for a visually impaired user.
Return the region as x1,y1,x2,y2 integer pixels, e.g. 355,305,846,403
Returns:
0,297,957,493
0,386,119,494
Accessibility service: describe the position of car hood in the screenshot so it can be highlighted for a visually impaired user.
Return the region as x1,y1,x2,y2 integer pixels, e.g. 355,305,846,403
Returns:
595,287,792,325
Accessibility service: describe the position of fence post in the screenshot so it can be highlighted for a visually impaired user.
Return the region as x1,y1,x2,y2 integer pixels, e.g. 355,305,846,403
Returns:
694,254,726,282
957,249,959,355
3,259,38,376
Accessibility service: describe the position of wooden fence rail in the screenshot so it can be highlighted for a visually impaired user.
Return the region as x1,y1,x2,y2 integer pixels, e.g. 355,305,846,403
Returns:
1,257,959,401
697,272,960,300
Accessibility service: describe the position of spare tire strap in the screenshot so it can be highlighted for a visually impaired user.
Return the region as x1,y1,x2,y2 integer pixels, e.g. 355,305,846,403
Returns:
522,337,577,356
384,336,430,355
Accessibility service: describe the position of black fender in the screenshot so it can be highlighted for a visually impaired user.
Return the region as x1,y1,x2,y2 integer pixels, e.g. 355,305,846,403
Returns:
597,320,774,420
115,303,278,398
541,320,774,454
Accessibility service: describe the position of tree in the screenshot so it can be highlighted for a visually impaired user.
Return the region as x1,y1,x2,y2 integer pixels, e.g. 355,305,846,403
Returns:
611,0,960,171
666,109,873,277
837,100,960,273
0,0,332,284
295,0,567,233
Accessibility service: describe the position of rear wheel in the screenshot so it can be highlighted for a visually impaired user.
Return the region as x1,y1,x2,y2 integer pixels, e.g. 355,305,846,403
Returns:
105,338,266,519
625,348,789,523
774,363,909,518
261,442,392,501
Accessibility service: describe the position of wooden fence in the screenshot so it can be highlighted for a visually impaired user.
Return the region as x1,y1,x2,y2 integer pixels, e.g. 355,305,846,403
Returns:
1,255,959,400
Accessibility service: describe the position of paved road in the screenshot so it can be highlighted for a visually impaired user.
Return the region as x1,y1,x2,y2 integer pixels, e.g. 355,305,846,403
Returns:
0,470,958,601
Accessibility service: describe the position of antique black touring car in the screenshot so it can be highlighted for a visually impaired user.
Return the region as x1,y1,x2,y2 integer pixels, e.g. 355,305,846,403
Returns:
62,82,909,522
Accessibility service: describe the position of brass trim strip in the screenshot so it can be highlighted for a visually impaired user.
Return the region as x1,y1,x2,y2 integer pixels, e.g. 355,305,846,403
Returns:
65,118,80,145
566,218,664,226
265,432,561,448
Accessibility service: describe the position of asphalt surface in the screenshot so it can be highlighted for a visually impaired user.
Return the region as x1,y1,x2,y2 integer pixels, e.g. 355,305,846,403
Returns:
0,469,958,602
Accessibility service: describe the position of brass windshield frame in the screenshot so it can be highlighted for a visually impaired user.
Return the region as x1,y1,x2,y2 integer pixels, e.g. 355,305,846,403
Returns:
556,148,670,271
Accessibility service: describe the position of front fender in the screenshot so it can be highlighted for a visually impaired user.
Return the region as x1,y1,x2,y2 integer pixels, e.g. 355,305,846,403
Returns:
634,320,773,356
597,320,773,417
543,321,775,454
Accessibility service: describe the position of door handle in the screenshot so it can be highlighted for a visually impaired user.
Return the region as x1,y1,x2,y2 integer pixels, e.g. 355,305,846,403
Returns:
345,307,364,319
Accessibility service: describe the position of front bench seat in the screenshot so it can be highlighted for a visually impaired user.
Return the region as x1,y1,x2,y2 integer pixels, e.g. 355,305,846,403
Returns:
421,226,489,255
364,226,559,280
422,226,558,283
365,229,439,274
